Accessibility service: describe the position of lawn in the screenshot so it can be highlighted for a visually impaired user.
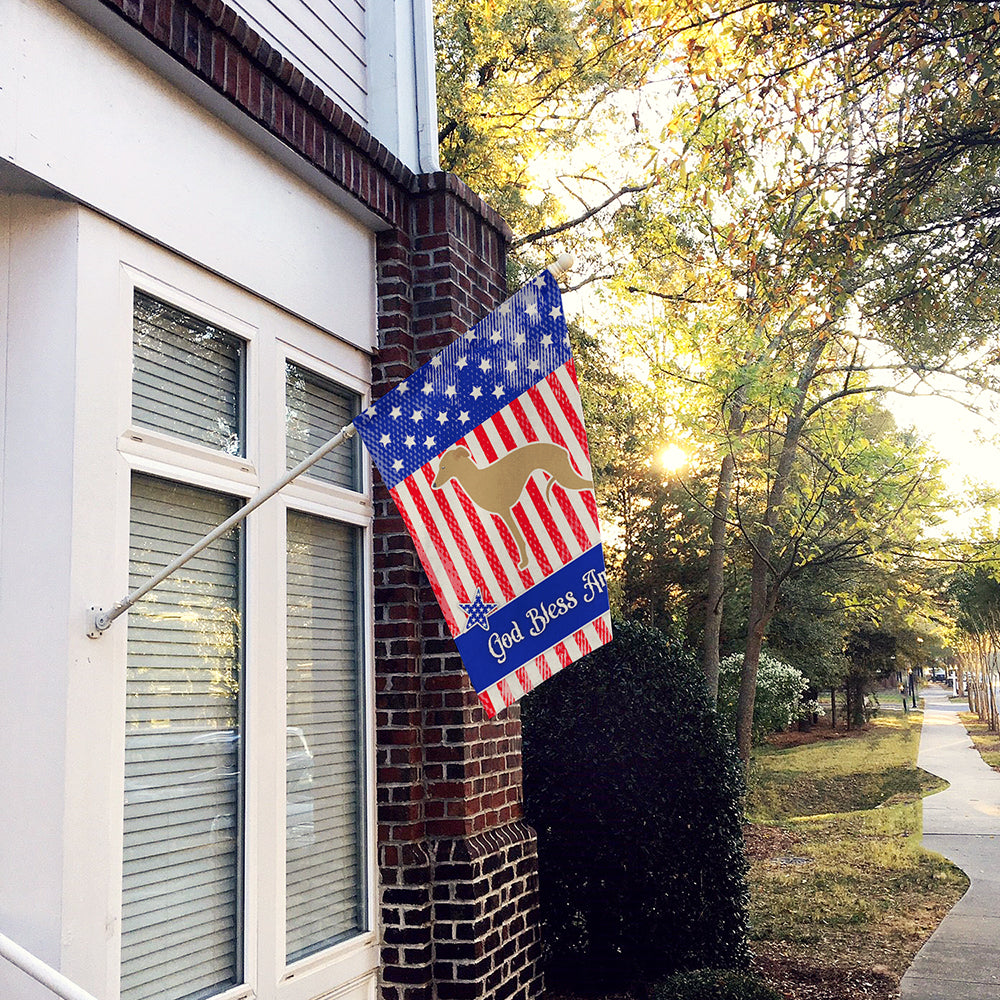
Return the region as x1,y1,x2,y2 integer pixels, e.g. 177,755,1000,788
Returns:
958,711,1000,771
541,712,968,1000
746,712,969,999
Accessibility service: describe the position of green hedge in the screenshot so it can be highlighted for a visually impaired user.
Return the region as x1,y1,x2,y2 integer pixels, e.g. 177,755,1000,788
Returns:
522,620,750,987
652,969,783,1000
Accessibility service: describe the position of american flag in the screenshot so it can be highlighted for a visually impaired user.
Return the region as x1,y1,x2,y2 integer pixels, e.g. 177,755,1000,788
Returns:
354,271,612,717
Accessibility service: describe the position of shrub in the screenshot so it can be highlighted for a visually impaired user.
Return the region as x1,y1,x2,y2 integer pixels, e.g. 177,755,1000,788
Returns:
718,651,808,743
652,969,784,1000
522,619,750,988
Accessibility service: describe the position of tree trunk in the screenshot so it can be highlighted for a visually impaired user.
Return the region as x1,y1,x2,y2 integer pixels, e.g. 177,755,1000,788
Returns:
736,550,781,766
734,340,824,771
830,688,836,729
735,403,814,768
852,678,867,727
702,396,746,708
703,451,737,706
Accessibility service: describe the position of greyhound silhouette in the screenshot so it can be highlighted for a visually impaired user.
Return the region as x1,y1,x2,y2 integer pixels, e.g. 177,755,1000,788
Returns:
432,442,592,569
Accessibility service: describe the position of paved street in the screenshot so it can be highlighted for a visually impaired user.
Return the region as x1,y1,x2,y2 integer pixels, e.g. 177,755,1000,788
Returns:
900,688,1000,1000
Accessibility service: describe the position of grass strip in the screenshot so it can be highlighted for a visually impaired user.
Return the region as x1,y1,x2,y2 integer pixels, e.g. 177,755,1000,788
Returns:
958,711,1000,771
747,713,968,993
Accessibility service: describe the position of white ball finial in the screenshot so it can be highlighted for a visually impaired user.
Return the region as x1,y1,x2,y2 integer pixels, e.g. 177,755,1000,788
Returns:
547,253,576,279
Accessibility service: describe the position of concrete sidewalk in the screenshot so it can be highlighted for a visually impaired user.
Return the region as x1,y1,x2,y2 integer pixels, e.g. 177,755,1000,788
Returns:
900,688,1000,1000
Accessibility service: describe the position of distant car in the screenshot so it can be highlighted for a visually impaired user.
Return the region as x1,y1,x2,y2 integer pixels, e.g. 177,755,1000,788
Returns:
932,671,947,683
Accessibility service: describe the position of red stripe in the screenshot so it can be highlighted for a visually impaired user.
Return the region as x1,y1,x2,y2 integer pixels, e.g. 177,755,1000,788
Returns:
471,423,535,586
414,464,497,604
390,484,461,634
554,642,572,667
397,476,470,602
439,432,523,601
564,356,581,391
547,366,590,455
579,489,601,531
491,409,518,452
508,396,539,443
498,678,515,707
516,666,533,691
535,654,552,680
479,691,497,717
517,388,593,551
471,403,590,567
572,628,592,655
522,480,568,567
493,405,572,569
544,371,601,532
472,423,500,461
550,482,591,551
525,382,572,462
594,616,613,644
485,413,556,574
513,502,554,576
445,479,520,602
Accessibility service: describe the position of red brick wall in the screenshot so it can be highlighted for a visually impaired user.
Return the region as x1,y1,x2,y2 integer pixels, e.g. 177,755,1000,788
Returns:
373,183,542,1000
96,2,543,995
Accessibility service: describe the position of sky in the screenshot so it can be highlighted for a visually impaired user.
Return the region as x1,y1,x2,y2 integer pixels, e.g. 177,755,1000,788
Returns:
888,391,1000,536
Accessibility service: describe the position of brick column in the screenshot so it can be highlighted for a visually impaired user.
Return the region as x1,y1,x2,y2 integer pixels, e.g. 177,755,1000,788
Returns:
373,175,543,1000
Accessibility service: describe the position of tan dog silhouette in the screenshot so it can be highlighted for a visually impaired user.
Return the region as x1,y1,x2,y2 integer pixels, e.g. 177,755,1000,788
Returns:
432,442,592,569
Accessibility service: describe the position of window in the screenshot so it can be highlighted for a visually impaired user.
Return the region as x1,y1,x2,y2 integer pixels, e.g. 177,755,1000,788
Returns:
121,284,373,1000
286,361,361,490
285,511,365,961
122,476,244,1000
132,291,245,456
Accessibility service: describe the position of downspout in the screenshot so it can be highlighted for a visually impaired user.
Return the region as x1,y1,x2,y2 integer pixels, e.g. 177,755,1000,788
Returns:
410,0,440,172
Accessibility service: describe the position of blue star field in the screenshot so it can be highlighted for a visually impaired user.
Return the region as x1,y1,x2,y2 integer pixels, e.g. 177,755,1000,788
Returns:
353,270,572,490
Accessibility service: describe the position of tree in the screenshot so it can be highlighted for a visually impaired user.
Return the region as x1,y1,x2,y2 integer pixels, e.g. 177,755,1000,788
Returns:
844,627,896,727
435,0,1000,766
950,562,1000,730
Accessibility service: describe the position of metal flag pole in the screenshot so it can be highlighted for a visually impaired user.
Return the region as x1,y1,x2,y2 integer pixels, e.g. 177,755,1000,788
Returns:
87,254,575,638
87,423,357,636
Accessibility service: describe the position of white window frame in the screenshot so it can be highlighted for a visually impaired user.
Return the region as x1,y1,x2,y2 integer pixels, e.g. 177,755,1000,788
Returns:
112,251,378,1000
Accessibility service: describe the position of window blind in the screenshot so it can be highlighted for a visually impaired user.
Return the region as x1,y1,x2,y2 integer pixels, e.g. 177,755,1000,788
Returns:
122,474,244,1000
285,511,366,962
285,362,361,490
133,291,244,456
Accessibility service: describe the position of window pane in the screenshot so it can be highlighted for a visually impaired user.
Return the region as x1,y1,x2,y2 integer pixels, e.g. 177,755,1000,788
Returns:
133,291,244,456
122,474,244,1000
286,511,366,962
286,362,361,490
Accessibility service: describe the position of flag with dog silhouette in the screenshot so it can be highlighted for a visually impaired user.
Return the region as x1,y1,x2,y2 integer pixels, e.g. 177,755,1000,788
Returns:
353,270,611,717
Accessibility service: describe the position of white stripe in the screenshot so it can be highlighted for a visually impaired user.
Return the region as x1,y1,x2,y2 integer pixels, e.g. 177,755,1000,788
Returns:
548,367,603,535
452,428,541,591
503,384,595,553
392,481,473,629
516,377,600,542
409,467,515,612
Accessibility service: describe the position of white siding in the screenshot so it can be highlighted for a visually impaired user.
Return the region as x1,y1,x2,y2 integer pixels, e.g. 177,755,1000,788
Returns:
231,0,368,125
0,0,377,349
